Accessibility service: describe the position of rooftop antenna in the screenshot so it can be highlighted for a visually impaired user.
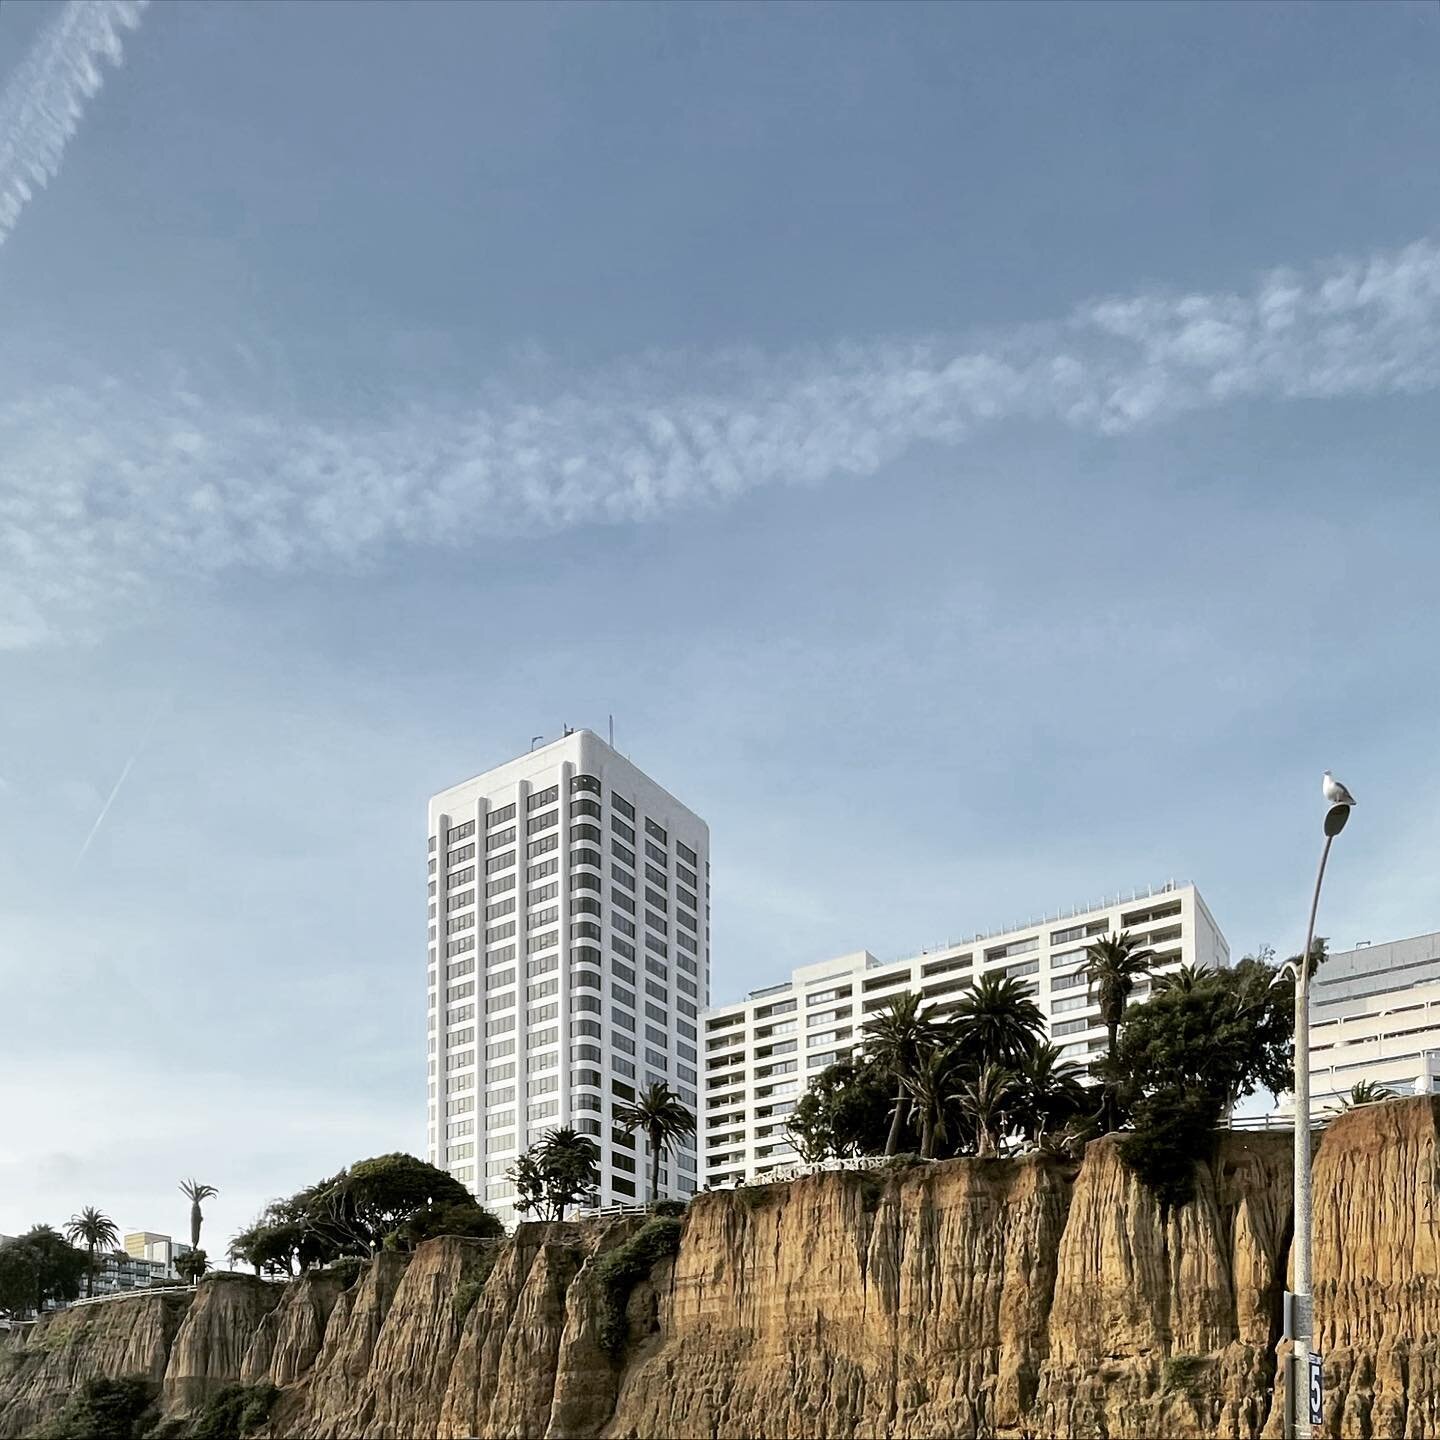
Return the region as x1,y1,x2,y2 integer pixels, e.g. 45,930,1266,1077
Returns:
608,714,614,747
530,734,543,751
563,724,573,737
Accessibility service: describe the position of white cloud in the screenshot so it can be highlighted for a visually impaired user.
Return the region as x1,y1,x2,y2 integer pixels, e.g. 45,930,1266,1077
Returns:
0,0,148,248
2,234,1439,647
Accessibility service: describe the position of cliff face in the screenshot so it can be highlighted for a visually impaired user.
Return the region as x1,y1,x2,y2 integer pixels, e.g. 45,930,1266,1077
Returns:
3,1097,1438,1440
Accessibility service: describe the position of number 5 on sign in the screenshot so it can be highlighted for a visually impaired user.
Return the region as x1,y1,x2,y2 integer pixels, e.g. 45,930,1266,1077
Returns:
1309,1352,1324,1427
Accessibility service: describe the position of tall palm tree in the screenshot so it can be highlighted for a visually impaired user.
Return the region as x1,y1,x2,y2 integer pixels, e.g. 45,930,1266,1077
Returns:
947,971,1045,1068
955,1064,1021,1158
901,1043,967,1159
613,1083,695,1205
863,992,945,1156
63,1207,120,1297
1083,930,1152,1128
1010,1044,1089,1146
179,1179,219,1251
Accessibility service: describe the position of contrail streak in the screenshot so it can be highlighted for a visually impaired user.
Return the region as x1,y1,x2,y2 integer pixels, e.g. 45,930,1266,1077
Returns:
0,0,149,249
73,693,169,868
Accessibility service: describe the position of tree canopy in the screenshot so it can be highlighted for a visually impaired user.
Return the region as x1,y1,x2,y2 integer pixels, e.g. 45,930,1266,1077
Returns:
0,1226,87,1318
229,1153,500,1275
509,1129,600,1221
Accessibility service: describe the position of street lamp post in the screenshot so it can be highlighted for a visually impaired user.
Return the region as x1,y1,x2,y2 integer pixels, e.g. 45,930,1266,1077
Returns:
1286,797,1351,1440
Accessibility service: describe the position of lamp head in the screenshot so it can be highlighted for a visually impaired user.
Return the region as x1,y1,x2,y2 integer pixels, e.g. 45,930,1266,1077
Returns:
1324,803,1351,838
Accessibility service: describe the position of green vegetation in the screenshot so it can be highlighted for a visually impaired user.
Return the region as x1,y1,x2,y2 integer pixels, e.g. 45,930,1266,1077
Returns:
612,1083,697,1204
190,1382,279,1439
786,1056,894,1162
592,1218,682,1355
0,1226,87,1318
174,1249,209,1285
39,1375,158,1439
777,931,1315,1214
228,1153,500,1275
1162,1353,1208,1398
63,1207,120,1299
793,971,1085,1164
451,1248,500,1322
509,1128,600,1221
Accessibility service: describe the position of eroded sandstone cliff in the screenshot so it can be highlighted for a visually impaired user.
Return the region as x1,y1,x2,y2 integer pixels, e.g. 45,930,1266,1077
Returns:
4,1097,1438,1440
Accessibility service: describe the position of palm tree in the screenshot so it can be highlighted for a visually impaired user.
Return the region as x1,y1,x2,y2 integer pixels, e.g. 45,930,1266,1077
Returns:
901,1043,967,1159
955,1063,1020,1158
947,972,1045,1068
1010,1044,1089,1146
534,1127,600,1219
863,992,945,1156
613,1083,696,1204
1150,962,1214,996
63,1207,120,1298
1083,930,1153,1128
179,1179,218,1251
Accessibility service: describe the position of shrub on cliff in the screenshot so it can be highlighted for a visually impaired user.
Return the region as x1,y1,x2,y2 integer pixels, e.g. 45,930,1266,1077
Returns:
189,1383,280,1439
39,1375,158,1439
593,1217,682,1355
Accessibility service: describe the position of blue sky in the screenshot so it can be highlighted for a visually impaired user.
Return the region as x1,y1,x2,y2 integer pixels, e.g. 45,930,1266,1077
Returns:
2,0,1439,1249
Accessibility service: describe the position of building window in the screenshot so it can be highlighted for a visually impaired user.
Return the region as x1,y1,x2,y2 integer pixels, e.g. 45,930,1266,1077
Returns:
485,850,516,875
571,798,602,821
526,835,558,860
485,826,516,852
644,841,667,867
571,774,602,796
447,821,475,844
528,785,559,810
486,803,516,828
448,843,476,866
612,817,635,845
645,819,667,844
527,810,558,836
613,794,635,821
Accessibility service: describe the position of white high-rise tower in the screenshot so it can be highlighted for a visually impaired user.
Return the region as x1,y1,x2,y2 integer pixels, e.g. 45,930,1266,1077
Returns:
427,730,709,1225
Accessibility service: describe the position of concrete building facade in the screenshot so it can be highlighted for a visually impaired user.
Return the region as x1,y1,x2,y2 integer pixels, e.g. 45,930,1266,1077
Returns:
428,730,709,1225
700,882,1226,1186
1300,931,1440,1109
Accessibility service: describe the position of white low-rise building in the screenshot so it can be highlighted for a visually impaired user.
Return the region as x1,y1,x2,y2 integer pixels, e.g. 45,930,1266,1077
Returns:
1297,931,1440,1110
700,881,1227,1186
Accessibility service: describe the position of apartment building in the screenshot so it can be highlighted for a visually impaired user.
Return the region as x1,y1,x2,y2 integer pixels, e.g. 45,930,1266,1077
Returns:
700,882,1226,1186
428,730,709,1226
1297,931,1440,1109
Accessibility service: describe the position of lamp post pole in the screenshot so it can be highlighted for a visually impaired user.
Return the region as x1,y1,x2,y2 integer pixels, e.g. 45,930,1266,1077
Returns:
1288,799,1350,1440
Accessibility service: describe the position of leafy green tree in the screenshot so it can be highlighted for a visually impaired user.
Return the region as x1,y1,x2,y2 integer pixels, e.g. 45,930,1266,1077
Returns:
63,1207,120,1298
0,1227,87,1317
508,1129,601,1220
535,1128,601,1219
400,1198,505,1245
179,1180,218,1251
785,1056,895,1161
1329,1079,1395,1114
948,971,1046,1067
1083,930,1154,1128
1105,950,1301,1207
175,1248,209,1284
862,992,945,1156
613,1083,696,1204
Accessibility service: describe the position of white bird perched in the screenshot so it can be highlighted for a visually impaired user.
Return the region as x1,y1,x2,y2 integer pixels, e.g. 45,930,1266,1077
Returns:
1323,771,1357,806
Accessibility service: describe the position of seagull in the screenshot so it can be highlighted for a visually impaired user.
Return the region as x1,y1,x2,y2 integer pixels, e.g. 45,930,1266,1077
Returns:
1323,772,1357,806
